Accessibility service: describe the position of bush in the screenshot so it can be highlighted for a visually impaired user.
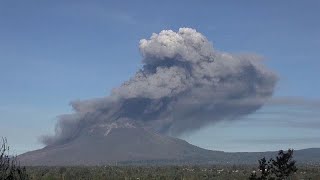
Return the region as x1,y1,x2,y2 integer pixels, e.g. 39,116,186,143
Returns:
0,138,29,180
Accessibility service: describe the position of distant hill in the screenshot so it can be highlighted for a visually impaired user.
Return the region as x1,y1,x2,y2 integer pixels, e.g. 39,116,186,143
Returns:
224,148,320,165
18,120,320,166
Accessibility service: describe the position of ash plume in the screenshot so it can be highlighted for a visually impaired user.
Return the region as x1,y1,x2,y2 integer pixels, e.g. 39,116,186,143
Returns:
42,28,277,146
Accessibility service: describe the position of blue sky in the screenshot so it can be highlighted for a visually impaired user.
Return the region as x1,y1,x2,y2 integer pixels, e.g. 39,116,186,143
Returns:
0,0,319,154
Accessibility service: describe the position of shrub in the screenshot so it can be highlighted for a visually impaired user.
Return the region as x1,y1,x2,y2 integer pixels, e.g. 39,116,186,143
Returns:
0,138,29,180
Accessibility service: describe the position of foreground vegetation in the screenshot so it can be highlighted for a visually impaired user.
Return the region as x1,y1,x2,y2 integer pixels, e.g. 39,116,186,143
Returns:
249,149,298,180
2,139,320,179
0,138,28,180
24,165,320,180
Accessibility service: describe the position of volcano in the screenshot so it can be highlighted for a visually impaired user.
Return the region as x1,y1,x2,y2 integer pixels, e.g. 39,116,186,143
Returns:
18,119,320,166
18,119,223,166
17,28,320,166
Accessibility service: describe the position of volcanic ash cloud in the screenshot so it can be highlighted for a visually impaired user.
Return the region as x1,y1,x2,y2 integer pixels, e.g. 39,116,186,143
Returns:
42,28,277,146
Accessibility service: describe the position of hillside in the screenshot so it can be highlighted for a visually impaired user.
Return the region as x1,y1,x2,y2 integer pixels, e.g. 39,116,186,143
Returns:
18,120,320,166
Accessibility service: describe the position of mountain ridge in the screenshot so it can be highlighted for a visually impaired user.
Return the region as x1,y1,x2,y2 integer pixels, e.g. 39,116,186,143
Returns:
18,122,320,166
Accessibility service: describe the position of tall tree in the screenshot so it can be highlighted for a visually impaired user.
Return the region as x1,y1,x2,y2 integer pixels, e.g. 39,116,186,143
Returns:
249,149,297,180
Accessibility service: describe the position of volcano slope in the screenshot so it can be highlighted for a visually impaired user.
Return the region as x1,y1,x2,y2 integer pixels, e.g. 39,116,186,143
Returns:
18,118,320,166
18,119,227,166
18,122,320,166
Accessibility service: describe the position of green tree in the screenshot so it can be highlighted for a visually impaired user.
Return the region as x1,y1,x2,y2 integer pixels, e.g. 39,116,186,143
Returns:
270,149,297,180
249,149,297,180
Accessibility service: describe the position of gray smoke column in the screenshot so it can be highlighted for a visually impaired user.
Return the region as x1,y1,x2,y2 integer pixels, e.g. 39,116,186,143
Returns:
42,28,277,146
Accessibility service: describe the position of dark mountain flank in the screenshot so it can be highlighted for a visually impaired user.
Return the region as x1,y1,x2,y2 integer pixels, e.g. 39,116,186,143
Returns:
18,121,221,166
18,120,320,166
